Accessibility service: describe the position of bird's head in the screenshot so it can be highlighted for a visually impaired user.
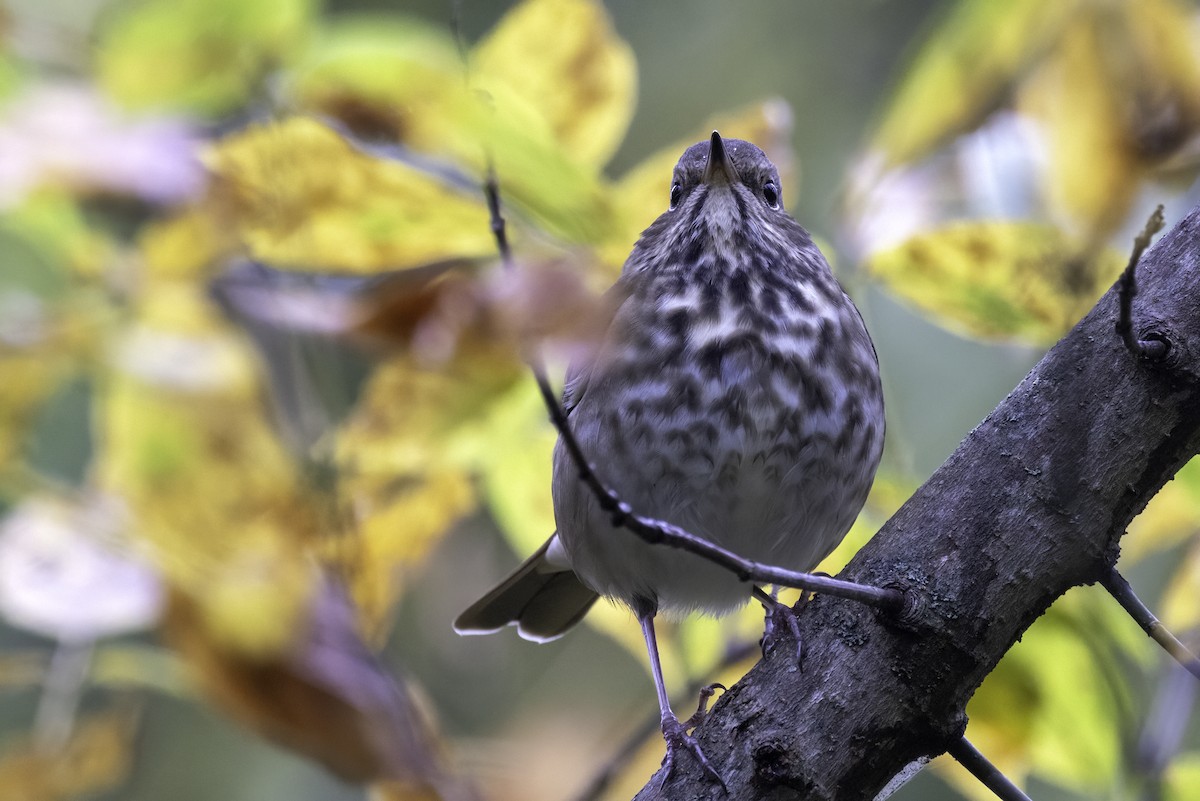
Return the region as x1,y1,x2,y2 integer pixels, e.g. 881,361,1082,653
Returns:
667,132,785,234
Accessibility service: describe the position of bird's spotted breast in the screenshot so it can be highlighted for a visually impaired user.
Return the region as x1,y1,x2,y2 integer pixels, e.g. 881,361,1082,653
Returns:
551,135,884,615
554,244,882,612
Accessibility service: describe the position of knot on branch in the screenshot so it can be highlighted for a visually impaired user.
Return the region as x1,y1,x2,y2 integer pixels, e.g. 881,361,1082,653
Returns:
751,739,816,795
1134,332,1171,362
875,579,933,633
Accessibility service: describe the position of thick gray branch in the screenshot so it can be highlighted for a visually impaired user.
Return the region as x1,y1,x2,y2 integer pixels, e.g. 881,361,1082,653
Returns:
639,205,1200,801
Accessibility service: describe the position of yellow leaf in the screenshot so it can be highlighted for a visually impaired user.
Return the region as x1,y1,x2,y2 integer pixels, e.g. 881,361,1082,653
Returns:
139,206,235,280
290,19,617,246
1165,753,1200,801
336,469,477,640
96,0,315,114
1161,538,1200,633
479,380,558,557
331,345,525,637
97,284,319,656
335,346,524,479
1019,15,1139,239
867,221,1123,344
1124,457,1200,563
473,0,636,169
1018,0,1200,238
206,118,498,273
871,0,1073,165
604,100,795,271
0,351,73,476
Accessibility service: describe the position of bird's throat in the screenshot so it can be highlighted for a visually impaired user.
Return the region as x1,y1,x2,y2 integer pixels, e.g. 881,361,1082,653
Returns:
701,189,742,258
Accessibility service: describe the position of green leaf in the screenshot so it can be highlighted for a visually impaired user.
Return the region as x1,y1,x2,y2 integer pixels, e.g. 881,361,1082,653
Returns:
0,195,110,290
288,14,463,139
948,587,1148,796
96,0,316,115
0,55,22,102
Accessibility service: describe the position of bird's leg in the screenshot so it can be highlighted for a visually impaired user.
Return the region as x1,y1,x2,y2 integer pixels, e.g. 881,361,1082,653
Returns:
635,599,727,792
754,585,802,665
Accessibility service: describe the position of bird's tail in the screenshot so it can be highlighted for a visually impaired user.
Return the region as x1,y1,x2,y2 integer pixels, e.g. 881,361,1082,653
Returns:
454,536,599,643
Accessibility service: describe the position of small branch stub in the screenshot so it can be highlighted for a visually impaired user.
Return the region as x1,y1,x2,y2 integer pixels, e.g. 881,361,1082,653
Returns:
1116,205,1169,361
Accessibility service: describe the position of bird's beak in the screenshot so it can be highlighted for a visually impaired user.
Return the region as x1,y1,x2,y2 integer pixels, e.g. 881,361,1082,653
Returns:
702,131,739,187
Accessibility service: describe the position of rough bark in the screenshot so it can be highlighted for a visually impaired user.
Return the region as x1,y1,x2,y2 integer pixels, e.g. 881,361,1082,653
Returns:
637,205,1200,801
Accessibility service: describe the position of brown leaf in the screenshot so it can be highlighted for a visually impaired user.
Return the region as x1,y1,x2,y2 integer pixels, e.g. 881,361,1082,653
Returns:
212,257,610,365
165,581,466,793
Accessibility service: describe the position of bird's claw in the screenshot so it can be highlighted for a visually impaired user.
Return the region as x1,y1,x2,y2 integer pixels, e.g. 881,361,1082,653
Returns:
684,682,726,729
760,596,803,666
653,712,728,794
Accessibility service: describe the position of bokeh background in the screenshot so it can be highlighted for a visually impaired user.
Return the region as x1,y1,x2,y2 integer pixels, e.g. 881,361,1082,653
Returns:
1,1,1199,800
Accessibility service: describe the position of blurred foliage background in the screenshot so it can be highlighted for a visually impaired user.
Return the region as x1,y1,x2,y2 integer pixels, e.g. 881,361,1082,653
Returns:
1,1,1200,800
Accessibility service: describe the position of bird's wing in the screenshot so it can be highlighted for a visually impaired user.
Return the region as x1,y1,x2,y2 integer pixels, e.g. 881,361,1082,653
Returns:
561,275,638,416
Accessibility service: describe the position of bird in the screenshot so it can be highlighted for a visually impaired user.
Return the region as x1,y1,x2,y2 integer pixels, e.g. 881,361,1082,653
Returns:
455,131,885,785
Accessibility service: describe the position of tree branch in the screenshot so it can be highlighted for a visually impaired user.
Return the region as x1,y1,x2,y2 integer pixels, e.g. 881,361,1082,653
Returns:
638,205,1200,800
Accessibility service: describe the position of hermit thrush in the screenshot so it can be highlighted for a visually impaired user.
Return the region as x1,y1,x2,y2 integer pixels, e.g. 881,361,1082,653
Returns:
456,132,885,784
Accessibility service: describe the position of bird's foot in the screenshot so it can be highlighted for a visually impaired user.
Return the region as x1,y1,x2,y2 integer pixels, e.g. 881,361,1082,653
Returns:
759,592,803,666
654,710,728,794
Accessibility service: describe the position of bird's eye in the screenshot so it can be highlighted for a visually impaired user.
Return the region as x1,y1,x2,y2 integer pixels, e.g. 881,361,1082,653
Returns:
763,181,780,209
669,182,682,210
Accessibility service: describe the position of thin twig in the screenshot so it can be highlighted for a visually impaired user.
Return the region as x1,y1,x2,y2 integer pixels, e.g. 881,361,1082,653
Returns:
947,736,1033,801
1101,567,1200,682
1115,205,1169,360
481,172,905,613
